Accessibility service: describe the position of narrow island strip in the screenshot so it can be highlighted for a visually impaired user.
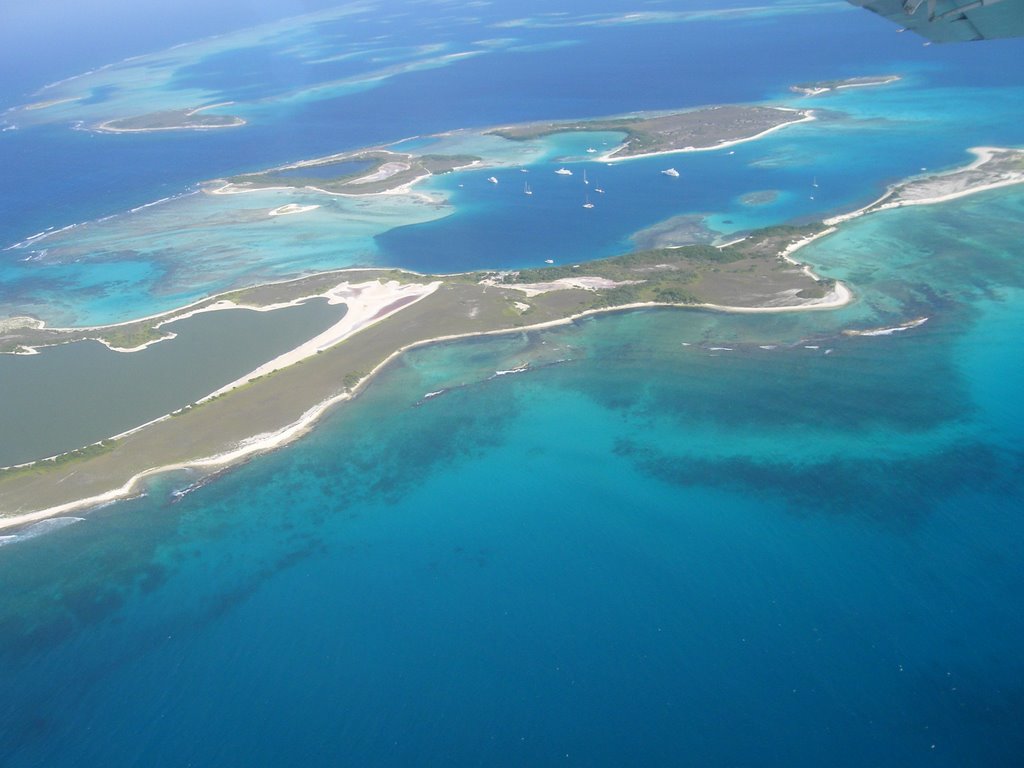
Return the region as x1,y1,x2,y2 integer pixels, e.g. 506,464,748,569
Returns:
209,148,480,198
0,223,847,529
487,104,814,162
789,75,901,97
825,147,1024,225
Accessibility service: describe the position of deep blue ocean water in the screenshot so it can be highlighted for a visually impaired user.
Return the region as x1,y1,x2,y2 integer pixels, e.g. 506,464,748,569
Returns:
5,2,1009,249
2,2,1024,765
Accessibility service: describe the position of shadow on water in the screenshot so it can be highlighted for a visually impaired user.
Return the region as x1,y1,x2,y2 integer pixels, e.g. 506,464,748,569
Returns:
614,437,1024,526
0,365,525,662
550,308,973,434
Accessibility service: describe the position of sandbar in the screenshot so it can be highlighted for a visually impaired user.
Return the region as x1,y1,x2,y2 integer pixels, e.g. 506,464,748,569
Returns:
825,147,1024,225
269,204,321,216
790,75,900,97
220,149,479,197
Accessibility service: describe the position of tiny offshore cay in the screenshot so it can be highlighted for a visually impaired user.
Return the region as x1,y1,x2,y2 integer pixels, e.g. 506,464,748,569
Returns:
789,74,901,97
95,103,246,133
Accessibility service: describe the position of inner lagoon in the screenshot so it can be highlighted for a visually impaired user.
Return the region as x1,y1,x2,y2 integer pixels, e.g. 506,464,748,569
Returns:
0,299,345,466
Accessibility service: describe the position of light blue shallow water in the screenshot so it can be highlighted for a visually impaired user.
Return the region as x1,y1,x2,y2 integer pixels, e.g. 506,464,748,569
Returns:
7,66,1024,326
2,2,1024,765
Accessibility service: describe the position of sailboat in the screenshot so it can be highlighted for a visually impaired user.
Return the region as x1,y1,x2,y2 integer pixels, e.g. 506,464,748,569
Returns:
582,194,594,209
524,181,532,196
812,176,819,188
583,169,589,185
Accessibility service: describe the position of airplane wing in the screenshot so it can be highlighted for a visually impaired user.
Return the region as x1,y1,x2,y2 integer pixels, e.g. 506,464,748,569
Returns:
849,0,1024,42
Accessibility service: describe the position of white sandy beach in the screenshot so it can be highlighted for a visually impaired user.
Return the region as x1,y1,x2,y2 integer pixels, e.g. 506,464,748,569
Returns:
95,116,246,134
4,266,435,357
268,203,321,216
596,109,815,163
791,75,900,97
347,161,410,184
23,97,81,111
37,140,1024,533
698,281,852,313
843,316,928,336
309,173,439,200
495,276,643,297
0,278,441,530
198,279,441,402
94,102,246,133
0,258,853,532
207,172,441,201
825,147,1024,226
0,316,44,333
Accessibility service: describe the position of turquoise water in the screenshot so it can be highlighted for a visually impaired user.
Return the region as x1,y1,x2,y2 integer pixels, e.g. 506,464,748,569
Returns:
2,1,1024,764
2,186,1023,764
8,73,1024,326
0,186,449,326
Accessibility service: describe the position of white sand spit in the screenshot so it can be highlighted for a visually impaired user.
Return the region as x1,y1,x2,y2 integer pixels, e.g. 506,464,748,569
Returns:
200,279,441,402
496,276,643,297
269,203,321,216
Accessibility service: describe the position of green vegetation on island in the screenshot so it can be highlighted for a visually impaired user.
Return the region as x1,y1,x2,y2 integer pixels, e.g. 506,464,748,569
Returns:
0,440,118,481
488,105,807,158
222,150,480,195
0,221,841,524
96,106,245,132
10,134,1022,524
825,147,1024,224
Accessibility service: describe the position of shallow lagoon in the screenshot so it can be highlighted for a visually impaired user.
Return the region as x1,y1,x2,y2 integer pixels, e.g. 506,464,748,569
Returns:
0,298,344,466
8,68,1024,328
